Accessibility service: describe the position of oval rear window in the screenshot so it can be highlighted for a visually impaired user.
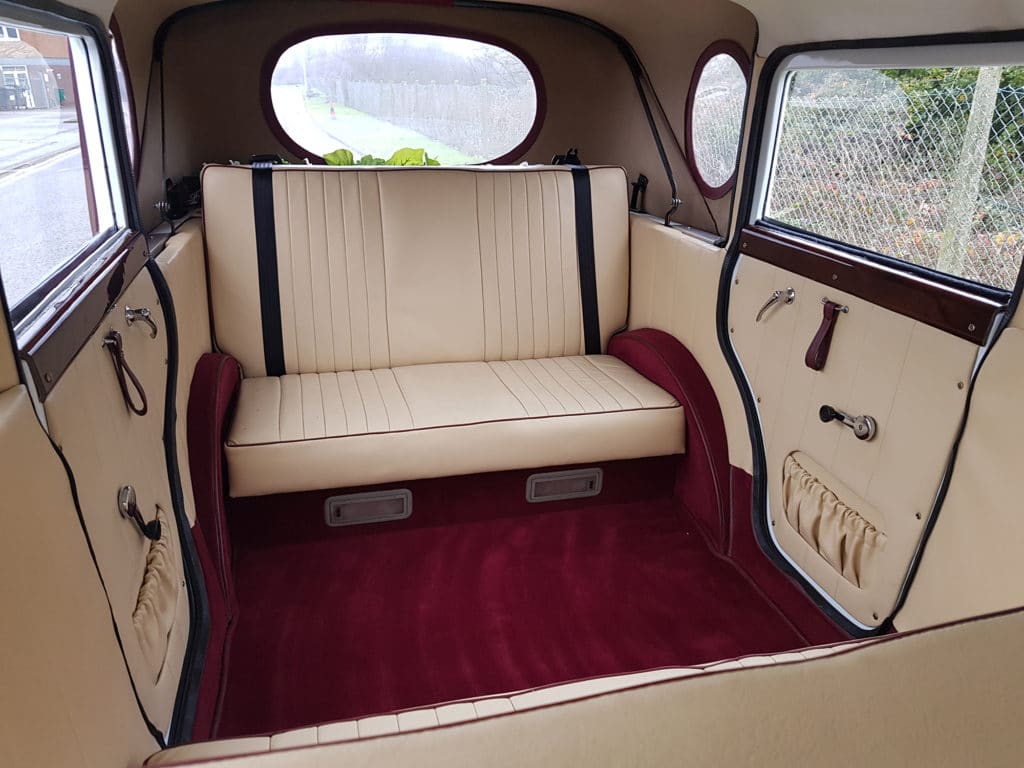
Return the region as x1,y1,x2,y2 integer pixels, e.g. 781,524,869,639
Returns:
267,32,540,164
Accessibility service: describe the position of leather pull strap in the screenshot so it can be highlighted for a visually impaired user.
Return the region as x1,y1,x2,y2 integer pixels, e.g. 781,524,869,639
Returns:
102,330,148,415
805,300,844,371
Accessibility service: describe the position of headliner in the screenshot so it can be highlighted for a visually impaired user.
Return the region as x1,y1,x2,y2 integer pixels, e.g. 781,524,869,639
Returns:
63,0,1024,53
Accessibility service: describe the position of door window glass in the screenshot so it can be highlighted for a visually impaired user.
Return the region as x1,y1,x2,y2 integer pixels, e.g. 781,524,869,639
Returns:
0,20,125,314
766,65,1024,291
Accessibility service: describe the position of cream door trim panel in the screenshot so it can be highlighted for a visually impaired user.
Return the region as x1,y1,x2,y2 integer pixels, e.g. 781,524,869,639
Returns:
0,386,159,768
42,268,190,729
729,251,977,627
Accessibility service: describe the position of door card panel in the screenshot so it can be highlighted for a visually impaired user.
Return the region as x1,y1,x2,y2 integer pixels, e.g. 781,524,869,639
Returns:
43,267,190,726
730,242,978,627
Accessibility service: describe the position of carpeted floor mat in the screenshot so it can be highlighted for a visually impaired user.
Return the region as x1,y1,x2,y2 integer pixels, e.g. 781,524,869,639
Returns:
216,497,812,737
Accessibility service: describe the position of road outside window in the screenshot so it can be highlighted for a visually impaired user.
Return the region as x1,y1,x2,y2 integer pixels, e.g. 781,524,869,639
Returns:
0,23,114,311
268,32,539,164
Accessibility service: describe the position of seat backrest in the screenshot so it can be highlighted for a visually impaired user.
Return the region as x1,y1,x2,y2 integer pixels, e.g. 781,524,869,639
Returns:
202,165,629,377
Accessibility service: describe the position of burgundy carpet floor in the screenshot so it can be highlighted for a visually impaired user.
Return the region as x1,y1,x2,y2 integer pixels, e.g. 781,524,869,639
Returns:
216,497,809,737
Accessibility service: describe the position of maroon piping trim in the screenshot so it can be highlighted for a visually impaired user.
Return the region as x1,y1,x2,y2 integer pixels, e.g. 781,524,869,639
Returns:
257,22,547,165
227,403,684,449
684,39,751,200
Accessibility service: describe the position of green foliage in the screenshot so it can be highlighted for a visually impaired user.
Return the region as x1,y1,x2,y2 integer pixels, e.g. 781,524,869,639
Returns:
323,147,442,166
878,66,1024,184
322,148,354,166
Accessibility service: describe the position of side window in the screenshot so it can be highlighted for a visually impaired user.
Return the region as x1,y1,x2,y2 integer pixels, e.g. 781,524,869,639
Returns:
265,31,541,165
687,41,750,198
765,64,1024,292
0,19,128,320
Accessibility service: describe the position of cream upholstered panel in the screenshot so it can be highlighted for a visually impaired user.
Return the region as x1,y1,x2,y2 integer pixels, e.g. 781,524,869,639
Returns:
145,609,1024,768
0,386,158,768
728,253,977,627
896,326,1024,630
274,170,390,374
202,164,266,375
201,165,629,377
148,643,858,765
628,215,751,472
43,270,190,727
156,219,212,524
224,355,684,496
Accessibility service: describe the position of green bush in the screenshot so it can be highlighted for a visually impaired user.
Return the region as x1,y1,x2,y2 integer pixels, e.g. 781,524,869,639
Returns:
323,147,441,166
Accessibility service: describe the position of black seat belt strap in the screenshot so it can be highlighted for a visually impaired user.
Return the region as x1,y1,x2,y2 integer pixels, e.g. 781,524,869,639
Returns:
570,167,601,355
251,162,285,376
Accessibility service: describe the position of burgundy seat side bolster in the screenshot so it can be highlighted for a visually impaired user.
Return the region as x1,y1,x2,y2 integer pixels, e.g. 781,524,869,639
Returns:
186,352,242,739
609,329,731,551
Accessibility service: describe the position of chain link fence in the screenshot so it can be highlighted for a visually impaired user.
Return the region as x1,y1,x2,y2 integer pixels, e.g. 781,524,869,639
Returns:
338,79,534,161
690,55,747,189
766,68,1024,291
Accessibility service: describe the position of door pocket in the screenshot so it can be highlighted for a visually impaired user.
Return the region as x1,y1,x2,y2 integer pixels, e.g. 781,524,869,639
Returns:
782,452,886,589
132,506,181,683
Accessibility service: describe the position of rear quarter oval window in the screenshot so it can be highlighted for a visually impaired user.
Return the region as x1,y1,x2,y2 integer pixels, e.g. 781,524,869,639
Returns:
264,31,542,165
687,41,751,198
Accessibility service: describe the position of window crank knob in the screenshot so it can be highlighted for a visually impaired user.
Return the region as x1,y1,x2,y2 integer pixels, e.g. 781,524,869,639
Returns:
819,404,840,423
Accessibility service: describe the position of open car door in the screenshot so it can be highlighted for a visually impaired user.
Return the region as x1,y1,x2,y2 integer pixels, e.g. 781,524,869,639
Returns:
722,42,1019,633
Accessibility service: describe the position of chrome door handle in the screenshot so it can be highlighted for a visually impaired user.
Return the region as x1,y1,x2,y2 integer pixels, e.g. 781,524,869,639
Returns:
125,306,158,339
755,287,796,322
820,404,877,441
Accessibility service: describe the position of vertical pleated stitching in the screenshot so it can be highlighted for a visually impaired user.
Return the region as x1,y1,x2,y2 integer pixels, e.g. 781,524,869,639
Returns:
526,173,547,359
306,173,331,373
575,356,642,409
496,173,518,360
509,359,574,414
369,172,391,369
323,372,348,437
488,360,548,416
559,172,583,355
338,371,368,434
374,369,414,430
552,356,622,411
536,357,595,411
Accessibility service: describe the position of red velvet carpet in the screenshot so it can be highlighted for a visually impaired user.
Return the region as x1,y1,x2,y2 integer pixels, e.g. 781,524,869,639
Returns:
216,490,812,737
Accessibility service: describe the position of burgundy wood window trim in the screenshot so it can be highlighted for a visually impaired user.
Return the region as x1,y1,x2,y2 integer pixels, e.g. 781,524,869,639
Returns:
685,39,751,200
740,225,1005,345
259,23,547,165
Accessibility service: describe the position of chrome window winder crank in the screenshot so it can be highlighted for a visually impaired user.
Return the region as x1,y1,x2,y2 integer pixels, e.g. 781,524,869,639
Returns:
118,486,162,541
820,405,877,441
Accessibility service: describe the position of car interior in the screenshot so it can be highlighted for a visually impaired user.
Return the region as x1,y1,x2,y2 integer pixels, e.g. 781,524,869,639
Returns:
1,0,1023,766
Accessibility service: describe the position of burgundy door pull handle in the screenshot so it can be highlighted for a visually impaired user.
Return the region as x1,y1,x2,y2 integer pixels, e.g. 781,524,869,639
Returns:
102,330,148,416
805,299,849,371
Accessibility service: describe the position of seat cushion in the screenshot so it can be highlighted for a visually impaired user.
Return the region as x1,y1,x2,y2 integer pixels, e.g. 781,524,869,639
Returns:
146,642,860,765
225,355,685,496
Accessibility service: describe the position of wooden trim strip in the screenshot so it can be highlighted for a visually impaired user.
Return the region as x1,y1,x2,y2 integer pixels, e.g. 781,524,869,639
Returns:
740,226,1005,345
21,235,148,400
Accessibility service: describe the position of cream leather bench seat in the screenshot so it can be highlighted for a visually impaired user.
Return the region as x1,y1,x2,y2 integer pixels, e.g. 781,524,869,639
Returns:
203,164,685,497
147,642,859,765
